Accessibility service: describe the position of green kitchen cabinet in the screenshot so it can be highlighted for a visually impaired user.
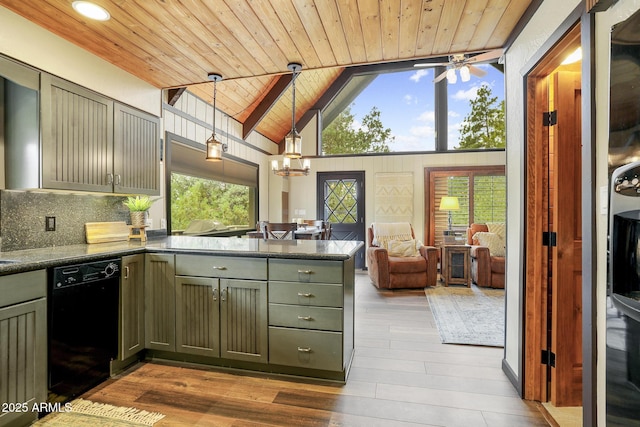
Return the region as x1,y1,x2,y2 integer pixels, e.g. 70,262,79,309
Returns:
120,254,145,360
175,255,268,363
0,270,47,427
40,74,159,195
220,278,268,363
144,253,175,352
175,276,220,357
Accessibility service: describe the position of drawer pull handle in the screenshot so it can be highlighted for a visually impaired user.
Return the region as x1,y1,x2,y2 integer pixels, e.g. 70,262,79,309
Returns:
297,292,313,298
297,347,312,353
298,269,313,274
124,266,130,279
212,266,227,270
297,315,313,321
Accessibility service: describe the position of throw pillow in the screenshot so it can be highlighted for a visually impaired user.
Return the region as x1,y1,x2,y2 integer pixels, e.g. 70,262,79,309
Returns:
473,231,506,257
486,222,506,240
387,239,420,257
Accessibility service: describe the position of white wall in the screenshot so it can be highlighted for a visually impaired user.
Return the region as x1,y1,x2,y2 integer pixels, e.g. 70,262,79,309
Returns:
271,114,506,243
0,7,160,116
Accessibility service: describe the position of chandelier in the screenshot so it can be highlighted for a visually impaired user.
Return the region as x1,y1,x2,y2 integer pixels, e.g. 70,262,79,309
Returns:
205,73,228,161
272,62,311,177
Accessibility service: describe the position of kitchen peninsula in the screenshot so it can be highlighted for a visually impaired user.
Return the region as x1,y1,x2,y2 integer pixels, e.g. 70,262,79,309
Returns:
0,236,362,426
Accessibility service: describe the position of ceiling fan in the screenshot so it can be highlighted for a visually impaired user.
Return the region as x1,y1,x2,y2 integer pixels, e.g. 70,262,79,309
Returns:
415,49,503,83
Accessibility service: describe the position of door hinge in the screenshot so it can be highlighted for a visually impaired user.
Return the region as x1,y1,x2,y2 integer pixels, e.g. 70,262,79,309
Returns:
541,349,556,367
542,231,557,247
543,110,557,126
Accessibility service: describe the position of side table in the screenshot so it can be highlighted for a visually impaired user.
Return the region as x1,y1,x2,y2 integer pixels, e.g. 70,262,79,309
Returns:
441,245,471,287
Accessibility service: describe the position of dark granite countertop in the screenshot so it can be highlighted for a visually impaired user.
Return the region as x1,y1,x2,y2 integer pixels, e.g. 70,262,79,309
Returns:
0,236,364,276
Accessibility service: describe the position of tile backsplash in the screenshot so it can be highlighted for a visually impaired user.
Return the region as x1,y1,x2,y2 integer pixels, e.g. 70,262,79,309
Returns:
0,190,130,251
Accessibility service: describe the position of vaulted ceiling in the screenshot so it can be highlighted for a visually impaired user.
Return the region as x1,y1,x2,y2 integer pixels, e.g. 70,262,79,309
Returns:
1,0,535,146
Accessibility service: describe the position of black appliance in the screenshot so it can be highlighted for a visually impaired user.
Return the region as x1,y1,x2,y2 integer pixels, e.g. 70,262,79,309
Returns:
48,258,121,402
607,162,640,426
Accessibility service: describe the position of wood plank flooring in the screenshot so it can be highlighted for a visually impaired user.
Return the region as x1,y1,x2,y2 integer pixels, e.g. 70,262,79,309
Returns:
81,271,550,426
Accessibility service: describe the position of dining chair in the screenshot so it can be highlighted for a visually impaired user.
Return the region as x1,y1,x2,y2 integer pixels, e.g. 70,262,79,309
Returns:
264,222,298,240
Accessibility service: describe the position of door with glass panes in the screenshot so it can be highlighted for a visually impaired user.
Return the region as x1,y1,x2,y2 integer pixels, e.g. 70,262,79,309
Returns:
317,171,365,268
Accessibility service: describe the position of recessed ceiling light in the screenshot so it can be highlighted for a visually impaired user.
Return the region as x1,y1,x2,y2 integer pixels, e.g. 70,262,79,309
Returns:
72,1,111,21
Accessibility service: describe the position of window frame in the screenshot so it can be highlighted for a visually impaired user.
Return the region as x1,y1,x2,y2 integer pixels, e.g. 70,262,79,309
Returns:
424,165,506,246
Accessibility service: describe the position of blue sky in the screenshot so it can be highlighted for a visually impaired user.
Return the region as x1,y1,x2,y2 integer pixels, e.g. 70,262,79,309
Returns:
348,65,505,151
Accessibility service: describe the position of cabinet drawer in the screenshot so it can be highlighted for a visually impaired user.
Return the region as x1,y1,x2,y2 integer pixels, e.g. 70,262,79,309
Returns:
269,304,343,331
269,327,342,372
269,281,343,307
269,259,342,283
176,254,267,280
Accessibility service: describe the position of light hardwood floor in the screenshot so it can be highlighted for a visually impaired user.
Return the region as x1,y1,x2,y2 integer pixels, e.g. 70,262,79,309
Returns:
81,271,550,426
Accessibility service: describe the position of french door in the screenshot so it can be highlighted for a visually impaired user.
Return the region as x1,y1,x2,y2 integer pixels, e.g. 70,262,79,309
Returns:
317,171,365,268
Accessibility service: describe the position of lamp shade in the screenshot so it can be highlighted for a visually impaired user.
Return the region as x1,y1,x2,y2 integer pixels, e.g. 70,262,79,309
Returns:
439,196,460,211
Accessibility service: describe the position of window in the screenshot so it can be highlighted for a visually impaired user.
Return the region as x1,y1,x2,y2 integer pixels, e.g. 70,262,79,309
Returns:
166,133,258,235
170,173,251,232
425,166,506,246
321,64,504,155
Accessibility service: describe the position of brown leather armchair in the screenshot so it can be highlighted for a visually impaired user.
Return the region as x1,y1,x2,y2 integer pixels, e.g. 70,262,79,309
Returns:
367,224,438,289
466,223,505,289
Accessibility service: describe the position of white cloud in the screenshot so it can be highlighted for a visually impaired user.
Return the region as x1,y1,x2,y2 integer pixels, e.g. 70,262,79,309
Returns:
410,69,429,82
417,110,435,123
452,85,480,101
403,94,417,105
449,110,460,118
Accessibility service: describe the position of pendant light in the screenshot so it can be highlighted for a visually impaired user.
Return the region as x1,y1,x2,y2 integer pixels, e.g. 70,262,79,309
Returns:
272,62,311,177
205,73,227,161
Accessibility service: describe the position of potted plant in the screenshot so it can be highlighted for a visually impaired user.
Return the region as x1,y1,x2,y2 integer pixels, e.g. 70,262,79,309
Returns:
123,195,154,227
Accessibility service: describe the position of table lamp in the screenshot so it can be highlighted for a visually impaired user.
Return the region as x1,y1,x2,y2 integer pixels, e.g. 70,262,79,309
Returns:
439,196,460,231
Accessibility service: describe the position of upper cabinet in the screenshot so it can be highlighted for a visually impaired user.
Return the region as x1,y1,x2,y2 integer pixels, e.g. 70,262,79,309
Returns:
40,74,160,195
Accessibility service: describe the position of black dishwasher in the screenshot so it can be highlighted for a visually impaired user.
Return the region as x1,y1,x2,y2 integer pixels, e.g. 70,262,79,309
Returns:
48,259,121,402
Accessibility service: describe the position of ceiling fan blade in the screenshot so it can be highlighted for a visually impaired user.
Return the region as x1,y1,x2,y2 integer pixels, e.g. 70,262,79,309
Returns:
414,62,449,67
466,49,503,64
468,65,487,77
433,69,448,83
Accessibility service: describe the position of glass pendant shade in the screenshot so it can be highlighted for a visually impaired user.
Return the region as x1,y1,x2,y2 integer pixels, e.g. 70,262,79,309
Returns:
284,129,302,158
459,65,471,82
446,68,457,84
206,134,224,161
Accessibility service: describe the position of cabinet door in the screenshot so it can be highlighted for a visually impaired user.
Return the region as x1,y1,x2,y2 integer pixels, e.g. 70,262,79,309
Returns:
0,298,47,427
113,103,160,195
220,279,267,363
121,254,145,360
41,74,114,192
145,254,175,352
175,276,220,357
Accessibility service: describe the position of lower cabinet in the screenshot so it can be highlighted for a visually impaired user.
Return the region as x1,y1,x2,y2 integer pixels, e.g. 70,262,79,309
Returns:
0,270,47,427
143,252,355,380
268,258,354,375
121,254,145,360
171,255,269,364
175,276,219,357
145,253,176,352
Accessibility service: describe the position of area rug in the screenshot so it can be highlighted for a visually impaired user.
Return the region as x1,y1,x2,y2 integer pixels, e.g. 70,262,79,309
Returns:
425,284,505,347
33,398,165,426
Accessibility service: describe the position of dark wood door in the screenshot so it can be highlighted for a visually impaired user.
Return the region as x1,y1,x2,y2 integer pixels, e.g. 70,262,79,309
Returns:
317,171,365,268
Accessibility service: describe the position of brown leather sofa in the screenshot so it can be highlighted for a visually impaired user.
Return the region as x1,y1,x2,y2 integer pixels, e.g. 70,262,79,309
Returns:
366,224,438,289
466,223,505,289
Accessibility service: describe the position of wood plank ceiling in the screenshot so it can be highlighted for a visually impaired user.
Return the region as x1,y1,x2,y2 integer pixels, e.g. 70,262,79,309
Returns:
1,0,533,146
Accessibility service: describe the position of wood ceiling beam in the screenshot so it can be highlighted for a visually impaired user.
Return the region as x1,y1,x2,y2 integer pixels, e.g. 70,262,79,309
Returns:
242,74,292,140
